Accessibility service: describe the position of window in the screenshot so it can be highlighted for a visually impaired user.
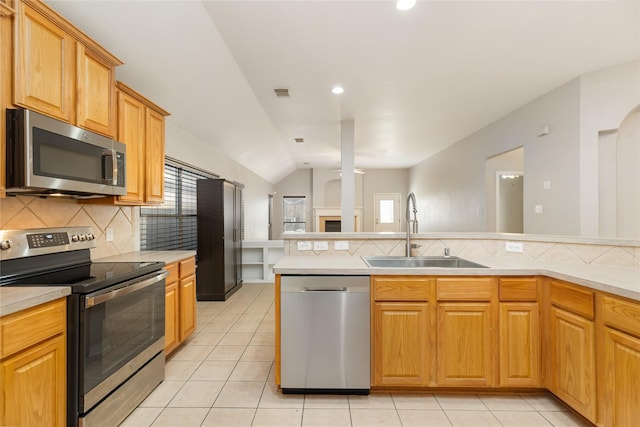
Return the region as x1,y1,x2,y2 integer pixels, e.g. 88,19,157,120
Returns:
140,158,217,251
283,196,306,232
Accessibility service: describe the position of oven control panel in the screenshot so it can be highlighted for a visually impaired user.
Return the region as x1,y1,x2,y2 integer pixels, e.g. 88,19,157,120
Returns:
0,227,96,261
27,232,70,248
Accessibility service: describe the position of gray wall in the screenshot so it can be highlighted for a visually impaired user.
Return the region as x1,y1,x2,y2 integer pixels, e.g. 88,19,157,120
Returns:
272,169,313,238
410,78,582,235
165,121,274,240
273,168,409,236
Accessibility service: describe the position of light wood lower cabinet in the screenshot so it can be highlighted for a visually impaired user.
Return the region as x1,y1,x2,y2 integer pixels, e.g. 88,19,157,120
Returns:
0,298,66,427
164,280,180,354
549,306,596,422
164,256,197,355
603,328,640,426
373,302,429,386
437,303,494,387
499,302,540,387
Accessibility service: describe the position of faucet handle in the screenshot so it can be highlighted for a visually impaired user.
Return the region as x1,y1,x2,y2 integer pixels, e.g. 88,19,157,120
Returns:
444,247,450,257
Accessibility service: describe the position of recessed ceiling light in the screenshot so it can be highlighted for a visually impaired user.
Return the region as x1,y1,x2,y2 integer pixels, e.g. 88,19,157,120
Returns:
331,86,344,95
396,0,416,11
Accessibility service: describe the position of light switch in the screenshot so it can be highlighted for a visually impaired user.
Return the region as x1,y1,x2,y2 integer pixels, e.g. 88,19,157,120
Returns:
543,181,551,190
535,205,544,214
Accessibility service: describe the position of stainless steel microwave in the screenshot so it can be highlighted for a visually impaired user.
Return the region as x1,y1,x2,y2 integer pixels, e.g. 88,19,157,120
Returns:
5,108,126,197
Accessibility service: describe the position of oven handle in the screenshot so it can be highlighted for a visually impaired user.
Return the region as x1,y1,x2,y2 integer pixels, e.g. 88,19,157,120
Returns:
85,270,168,308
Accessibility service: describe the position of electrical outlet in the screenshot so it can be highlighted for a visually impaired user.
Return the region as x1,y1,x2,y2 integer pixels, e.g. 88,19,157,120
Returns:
505,241,524,253
334,241,349,250
105,227,114,242
297,241,312,251
314,241,329,251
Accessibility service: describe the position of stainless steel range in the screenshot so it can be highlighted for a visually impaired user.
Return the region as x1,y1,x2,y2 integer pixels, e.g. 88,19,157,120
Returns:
0,227,167,427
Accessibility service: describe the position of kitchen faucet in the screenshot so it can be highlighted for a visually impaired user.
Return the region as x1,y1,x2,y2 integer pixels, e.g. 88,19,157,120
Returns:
406,192,418,257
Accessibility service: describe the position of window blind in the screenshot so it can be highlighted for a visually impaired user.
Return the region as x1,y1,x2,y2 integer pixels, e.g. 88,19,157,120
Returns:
140,159,217,251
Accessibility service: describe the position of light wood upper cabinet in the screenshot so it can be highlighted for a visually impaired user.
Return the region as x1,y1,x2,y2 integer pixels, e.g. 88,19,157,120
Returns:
373,302,430,386
114,82,169,206
15,2,74,122
549,306,596,423
76,43,115,136
145,108,166,204
0,298,66,427
437,303,494,387
117,89,146,204
13,0,122,137
0,1,14,198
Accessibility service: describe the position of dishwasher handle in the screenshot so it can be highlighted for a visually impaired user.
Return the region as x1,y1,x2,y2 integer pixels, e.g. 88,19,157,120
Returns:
303,287,347,292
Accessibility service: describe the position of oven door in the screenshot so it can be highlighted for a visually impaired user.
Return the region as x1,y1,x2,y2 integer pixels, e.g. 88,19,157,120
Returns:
79,270,167,412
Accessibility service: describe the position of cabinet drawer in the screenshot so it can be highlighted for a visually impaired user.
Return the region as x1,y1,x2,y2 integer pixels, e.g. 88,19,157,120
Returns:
165,262,179,284
499,277,538,301
1,298,66,359
179,257,196,277
602,296,640,338
436,277,493,301
550,280,594,319
372,276,429,301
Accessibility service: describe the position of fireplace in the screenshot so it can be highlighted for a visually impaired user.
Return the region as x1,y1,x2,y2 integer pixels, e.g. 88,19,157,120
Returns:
314,208,362,232
324,220,341,232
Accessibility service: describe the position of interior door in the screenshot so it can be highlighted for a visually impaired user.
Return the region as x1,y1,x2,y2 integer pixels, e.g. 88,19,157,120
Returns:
374,193,401,232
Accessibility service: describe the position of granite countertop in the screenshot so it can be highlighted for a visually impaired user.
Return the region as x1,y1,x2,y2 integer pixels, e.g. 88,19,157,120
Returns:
95,250,196,265
0,286,71,317
273,255,640,301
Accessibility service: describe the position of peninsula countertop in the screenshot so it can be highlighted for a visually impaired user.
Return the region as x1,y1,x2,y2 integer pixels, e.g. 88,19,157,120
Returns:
273,255,640,301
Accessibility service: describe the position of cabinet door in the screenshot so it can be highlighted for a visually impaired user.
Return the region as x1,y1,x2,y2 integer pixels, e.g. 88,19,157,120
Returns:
15,3,74,122
499,302,540,387
164,280,179,354
179,274,196,341
145,108,165,203
550,307,596,422
0,334,66,427
437,303,494,386
76,44,115,136
117,90,146,204
373,302,429,386
1,2,13,198
603,328,640,426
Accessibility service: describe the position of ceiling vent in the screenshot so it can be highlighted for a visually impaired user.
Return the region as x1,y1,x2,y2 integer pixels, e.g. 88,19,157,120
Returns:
294,138,304,143
274,88,290,97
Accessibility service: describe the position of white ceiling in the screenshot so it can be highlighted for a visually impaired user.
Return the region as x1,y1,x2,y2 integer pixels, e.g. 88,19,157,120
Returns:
47,0,639,184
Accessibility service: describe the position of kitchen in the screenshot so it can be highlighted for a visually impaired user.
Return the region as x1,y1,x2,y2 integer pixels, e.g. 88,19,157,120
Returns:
1,0,639,426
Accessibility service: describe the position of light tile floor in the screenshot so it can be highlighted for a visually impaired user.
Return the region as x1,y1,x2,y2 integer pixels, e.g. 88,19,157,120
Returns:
120,283,594,427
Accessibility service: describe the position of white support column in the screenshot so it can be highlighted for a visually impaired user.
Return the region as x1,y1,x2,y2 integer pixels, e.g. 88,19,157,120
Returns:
341,119,355,232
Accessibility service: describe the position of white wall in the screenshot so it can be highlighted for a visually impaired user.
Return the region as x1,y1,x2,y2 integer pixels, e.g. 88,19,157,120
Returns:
410,78,582,235
164,120,274,240
579,61,640,236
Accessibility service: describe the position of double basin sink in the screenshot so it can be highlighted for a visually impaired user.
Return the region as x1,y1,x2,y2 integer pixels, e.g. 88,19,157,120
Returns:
362,256,488,269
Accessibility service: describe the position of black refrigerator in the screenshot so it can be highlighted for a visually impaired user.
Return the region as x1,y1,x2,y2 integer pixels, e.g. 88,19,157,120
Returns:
196,178,243,301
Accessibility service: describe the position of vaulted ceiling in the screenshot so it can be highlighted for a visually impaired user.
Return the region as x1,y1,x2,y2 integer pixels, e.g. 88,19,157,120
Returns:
48,0,640,184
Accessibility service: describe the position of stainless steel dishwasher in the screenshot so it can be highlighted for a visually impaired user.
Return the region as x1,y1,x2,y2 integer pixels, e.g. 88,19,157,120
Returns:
280,275,370,394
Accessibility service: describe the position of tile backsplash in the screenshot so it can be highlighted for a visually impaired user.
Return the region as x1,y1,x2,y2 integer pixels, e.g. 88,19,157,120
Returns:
0,196,137,259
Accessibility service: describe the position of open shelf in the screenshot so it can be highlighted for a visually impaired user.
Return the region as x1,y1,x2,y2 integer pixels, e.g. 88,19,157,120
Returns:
241,240,284,283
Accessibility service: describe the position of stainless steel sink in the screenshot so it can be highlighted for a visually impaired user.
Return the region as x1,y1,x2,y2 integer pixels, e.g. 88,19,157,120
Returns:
362,256,488,269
